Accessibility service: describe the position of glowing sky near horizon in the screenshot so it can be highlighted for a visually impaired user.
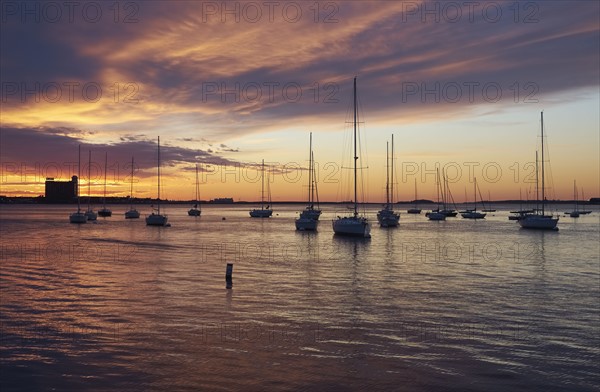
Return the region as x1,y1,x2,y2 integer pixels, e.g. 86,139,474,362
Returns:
1,1,598,202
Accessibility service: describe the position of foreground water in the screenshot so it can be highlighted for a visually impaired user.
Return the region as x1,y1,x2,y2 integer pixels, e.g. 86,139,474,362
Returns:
1,204,599,391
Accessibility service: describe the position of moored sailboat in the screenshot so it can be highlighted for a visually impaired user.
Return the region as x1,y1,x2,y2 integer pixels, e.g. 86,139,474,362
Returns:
332,77,371,238
188,164,201,216
250,160,273,218
519,112,558,230
296,133,321,231
461,177,486,219
146,136,168,226
124,156,140,219
69,144,87,224
566,180,580,218
377,135,399,227
428,168,446,221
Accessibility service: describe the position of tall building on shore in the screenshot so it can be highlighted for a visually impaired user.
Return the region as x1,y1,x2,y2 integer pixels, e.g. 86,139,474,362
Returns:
45,176,77,203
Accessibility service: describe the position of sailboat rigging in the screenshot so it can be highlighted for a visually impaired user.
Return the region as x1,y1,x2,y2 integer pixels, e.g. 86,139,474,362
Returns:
188,164,201,216
332,77,371,237
146,136,169,226
296,132,321,230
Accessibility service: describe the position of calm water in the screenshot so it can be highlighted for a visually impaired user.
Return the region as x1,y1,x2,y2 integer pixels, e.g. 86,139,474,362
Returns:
1,204,599,391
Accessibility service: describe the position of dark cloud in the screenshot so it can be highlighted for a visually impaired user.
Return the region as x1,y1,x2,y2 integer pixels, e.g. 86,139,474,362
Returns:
1,1,598,143
0,126,243,180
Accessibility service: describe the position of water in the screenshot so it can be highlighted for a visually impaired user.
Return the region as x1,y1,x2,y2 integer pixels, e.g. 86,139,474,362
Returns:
1,204,599,391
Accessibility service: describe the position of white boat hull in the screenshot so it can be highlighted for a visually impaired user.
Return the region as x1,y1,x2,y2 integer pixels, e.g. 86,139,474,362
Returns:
461,211,486,219
332,217,371,238
85,210,97,221
519,215,559,230
69,212,87,224
250,209,273,218
125,209,140,219
146,213,168,226
295,217,318,231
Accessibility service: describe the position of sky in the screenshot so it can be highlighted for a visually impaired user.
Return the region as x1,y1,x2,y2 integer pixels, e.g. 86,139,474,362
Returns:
1,0,599,203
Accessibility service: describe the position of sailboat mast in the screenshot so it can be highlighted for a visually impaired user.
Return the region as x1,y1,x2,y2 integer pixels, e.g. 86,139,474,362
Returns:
261,159,265,210
157,136,161,215
88,150,92,210
436,168,440,208
77,145,81,212
391,134,394,206
573,180,579,211
535,150,539,213
130,157,134,210
541,111,545,215
312,150,319,208
196,164,200,210
474,177,477,211
385,141,389,208
103,152,107,209
308,132,313,206
353,77,358,218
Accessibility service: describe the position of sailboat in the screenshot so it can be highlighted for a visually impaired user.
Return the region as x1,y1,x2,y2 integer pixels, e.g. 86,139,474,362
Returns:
407,179,421,214
377,135,400,227
440,172,458,217
69,144,87,224
332,77,371,238
98,152,112,217
428,168,446,221
188,164,201,216
566,180,580,218
296,132,321,230
579,188,592,214
124,156,140,219
519,112,558,230
249,159,273,218
461,177,486,219
84,150,97,221
146,136,168,226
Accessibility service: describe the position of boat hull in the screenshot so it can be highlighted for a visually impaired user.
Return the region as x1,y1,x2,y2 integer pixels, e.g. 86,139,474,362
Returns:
98,209,112,217
295,217,318,231
85,210,97,221
332,217,371,238
406,208,421,214
461,212,486,219
146,213,168,226
69,212,87,224
250,209,273,218
125,209,140,219
188,208,201,216
519,215,559,230
377,209,399,227
428,212,446,221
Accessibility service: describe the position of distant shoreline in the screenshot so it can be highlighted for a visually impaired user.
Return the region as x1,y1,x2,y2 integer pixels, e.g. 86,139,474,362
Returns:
1,197,598,205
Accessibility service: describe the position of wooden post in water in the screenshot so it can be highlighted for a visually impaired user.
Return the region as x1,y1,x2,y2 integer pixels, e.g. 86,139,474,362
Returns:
225,263,233,289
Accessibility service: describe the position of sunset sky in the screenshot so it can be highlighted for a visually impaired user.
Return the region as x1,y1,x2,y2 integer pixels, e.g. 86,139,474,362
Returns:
1,1,598,203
